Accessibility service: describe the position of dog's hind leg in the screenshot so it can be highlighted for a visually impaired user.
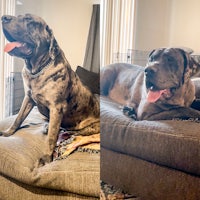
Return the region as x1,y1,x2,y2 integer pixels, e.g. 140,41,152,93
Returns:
0,95,35,136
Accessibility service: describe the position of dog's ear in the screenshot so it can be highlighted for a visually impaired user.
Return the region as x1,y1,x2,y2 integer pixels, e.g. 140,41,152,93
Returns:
148,48,166,62
148,49,156,59
147,49,156,63
46,25,59,60
178,48,192,69
178,48,200,81
189,56,200,77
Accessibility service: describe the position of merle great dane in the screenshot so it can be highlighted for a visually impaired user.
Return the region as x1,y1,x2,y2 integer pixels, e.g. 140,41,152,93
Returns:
101,48,200,120
1,14,100,165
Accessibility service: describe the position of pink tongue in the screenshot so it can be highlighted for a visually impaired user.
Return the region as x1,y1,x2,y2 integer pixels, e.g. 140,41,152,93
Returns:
147,89,166,103
4,42,22,53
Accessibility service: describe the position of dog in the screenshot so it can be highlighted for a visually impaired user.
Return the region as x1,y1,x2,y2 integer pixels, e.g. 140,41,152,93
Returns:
1,14,100,164
101,47,200,120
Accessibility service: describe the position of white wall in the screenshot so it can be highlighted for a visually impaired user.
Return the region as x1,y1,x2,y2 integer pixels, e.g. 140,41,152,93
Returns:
15,0,97,70
169,0,200,53
134,0,200,54
134,0,171,51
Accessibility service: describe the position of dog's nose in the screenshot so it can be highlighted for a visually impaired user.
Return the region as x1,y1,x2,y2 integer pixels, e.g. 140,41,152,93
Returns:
1,15,13,23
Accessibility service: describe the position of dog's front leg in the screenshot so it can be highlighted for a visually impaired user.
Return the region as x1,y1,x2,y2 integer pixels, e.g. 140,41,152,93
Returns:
0,95,35,136
39,106,63,165
122,105,137,119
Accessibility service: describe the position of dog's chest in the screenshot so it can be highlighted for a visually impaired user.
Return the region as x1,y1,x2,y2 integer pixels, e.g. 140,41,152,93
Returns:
23,67,68,107
31,84,53,105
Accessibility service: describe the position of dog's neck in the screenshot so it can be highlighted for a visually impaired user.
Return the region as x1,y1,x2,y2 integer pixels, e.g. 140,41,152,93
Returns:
24,47,61,78
24,57,54,78
25,38,61,76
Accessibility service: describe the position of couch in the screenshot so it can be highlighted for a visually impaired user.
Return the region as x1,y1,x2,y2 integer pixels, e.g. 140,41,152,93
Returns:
0,66,100,200
100,93,200,200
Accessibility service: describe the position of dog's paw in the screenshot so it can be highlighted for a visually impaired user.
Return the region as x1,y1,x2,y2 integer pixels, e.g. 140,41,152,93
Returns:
37,155,52,167
122,106,137,119
0,130,15,137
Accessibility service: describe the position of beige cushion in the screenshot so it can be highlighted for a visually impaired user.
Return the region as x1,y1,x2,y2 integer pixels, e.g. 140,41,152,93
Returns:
101,147,200,200
101,96,200,176
0,107,100,197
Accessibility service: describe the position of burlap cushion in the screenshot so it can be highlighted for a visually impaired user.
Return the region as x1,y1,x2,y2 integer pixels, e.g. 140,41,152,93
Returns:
101,96,200,176
0,107,100,197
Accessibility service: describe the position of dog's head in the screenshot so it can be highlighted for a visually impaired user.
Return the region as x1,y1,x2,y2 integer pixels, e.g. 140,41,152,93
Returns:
1,14,58,63
145,47,198,103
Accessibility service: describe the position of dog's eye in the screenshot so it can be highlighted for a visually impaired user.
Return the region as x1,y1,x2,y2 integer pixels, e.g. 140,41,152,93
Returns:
166,56,175,63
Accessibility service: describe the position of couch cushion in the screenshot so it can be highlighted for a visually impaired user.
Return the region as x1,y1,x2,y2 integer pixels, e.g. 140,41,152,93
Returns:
0,108,100,197
0,174,98,200
101,96,200,176
101,147,200,200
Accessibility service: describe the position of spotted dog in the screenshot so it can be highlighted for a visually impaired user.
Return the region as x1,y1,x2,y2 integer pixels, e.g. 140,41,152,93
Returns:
101,48,200,120
1,14,100,164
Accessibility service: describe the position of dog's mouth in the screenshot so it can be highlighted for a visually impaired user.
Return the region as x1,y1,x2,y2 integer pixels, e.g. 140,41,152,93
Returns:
146,83,175,103
147,87,171,103
4,41,32,54
3,30,34,57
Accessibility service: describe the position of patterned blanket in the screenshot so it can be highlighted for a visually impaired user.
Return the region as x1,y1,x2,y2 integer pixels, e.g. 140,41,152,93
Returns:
53,129,100,160
100,181,138,199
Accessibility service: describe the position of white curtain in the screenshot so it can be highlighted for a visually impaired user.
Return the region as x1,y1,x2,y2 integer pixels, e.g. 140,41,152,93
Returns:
100,0,135,66
0,0,15,119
